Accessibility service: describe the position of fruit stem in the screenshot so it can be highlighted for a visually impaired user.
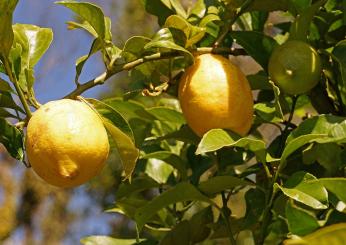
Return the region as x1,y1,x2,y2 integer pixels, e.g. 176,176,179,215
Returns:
2,57,32,119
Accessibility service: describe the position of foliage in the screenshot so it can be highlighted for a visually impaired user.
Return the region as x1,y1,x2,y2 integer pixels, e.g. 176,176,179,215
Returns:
1,0,346,244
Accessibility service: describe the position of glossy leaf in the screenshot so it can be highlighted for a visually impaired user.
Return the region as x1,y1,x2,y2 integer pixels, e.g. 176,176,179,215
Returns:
284,223,346,244
230,31,277,71
0,91,23,112
320,178,346,203
103,119,139,180
56,1,106,39
142,151,187,180
135,182,214,230
145,158,174,184
0,118,24,160
145,28,193,65
0,78,14,93
12,24,53,67
196,129,267,163
142,0,186,25
116,176,160,200
198,176,253,196
289,0,326,41
286,201,320,236
276,172,328,209
332,40,346,89
0,0,18,57
146,107,185,125
88,98,134,140
81,236,143,245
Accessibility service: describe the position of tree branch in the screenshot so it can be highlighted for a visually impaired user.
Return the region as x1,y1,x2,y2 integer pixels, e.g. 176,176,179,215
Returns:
64,47,247,99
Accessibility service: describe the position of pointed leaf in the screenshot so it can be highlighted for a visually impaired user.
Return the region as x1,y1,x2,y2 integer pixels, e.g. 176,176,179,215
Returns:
12,24,53,67
81,236,143,245
116,176,160,200
196,129,267,163
289,0,326,41
198,176,253,196
0,118,24,160
56,1,106,39
284,223,346,245
142,151,187,180
320,178,346,203
135,182,215,230
230,31,277,71
103,120,139,180
0,0,18,57
276,172,328,209
286,201,320,236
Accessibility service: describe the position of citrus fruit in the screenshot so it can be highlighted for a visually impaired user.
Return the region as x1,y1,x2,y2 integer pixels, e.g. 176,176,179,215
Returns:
268,40,322,95
178,53,254,136
26,99,109,188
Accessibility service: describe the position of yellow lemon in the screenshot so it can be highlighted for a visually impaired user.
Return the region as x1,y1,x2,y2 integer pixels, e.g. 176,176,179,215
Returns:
178,53,254,136
26,99,109,188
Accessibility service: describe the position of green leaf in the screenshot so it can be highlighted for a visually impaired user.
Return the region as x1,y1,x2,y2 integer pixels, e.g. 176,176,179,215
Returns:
145,158,174,184
254,102,284,123
88,98,134,140
142,151,187,180
320,178,346,203
56,1,106,39
142,0,187,26
189,0,206,18
332,40,346,90
0,0,18,57
145,28,193,65
196,129,267,163
164,15,206,47
103,119,139,180
146,107,185,125
0,118,24,160
0,78,14,93
289,0,326,41
160,220,191,244
116,176,160,200
66,20,98,37
230,31,277,71
122,36,152,61
102,98,155,122
286,201,320,236
12,24,53,67
276,172,328,209
81,236,142,245
284,223,346,244
0,91,24,112
247,0,289,12
198,176,253,196
75,38,102,84
243,188,266,227
107,197,149,219
135,182,215,230
0,108,17,118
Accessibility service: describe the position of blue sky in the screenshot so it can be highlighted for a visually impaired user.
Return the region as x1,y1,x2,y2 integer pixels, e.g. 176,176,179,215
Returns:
13,0,112,103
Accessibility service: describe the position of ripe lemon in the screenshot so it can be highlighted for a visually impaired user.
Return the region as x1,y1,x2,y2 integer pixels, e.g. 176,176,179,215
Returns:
178,53,254,136
268,40,322,95
26,99,109,188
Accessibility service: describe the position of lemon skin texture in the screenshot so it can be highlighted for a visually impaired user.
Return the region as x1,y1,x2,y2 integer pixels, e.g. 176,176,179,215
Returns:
268,40,322,95
178,53,254,137
26,99,109,188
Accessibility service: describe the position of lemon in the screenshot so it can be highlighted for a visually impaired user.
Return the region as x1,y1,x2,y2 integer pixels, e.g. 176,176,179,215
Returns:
178,53,254,136
268,40,322,95
26,99,109,188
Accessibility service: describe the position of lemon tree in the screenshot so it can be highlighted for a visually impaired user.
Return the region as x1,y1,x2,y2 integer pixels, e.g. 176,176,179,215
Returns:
1,0,346,245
